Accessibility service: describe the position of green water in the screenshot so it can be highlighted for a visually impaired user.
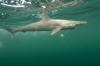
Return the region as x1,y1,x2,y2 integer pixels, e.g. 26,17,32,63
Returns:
0,0,100,66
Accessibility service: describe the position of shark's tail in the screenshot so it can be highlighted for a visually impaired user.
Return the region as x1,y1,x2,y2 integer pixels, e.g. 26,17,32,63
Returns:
4,26,16,39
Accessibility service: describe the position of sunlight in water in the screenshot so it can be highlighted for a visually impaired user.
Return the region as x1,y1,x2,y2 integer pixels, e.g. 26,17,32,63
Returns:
0,0,83,10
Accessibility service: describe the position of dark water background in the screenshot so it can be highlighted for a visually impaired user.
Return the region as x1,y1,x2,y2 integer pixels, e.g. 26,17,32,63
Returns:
0,0,100,66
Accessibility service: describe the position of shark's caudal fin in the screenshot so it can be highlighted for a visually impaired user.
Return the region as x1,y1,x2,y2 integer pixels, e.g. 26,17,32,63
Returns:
4,27,16,39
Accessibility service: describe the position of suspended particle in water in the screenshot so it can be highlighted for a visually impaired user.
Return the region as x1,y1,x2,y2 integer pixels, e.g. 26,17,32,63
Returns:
60,33,64,38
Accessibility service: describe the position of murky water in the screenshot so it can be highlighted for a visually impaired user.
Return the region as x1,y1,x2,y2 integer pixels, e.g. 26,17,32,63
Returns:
0,0,100,66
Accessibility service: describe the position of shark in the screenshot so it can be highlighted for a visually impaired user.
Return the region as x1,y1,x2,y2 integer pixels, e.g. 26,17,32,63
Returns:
5,13,87,38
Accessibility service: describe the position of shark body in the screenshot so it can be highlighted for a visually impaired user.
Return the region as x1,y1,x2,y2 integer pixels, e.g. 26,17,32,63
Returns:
5,13,87,37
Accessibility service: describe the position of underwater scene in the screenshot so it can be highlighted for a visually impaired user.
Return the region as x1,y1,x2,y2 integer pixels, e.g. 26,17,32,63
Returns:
0,0,100,66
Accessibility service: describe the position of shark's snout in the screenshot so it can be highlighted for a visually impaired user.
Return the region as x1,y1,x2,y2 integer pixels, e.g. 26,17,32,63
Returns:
71,21,87,25
78,21,87,24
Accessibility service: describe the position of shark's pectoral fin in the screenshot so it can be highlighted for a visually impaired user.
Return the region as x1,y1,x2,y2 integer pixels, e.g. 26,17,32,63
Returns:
51,27,62,35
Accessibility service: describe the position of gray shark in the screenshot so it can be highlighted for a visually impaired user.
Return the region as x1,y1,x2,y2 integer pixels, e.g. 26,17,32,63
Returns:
5,13,87,38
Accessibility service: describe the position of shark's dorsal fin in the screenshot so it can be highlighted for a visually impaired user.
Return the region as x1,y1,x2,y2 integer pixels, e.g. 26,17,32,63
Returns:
51,27,62,35
42,12,50,22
